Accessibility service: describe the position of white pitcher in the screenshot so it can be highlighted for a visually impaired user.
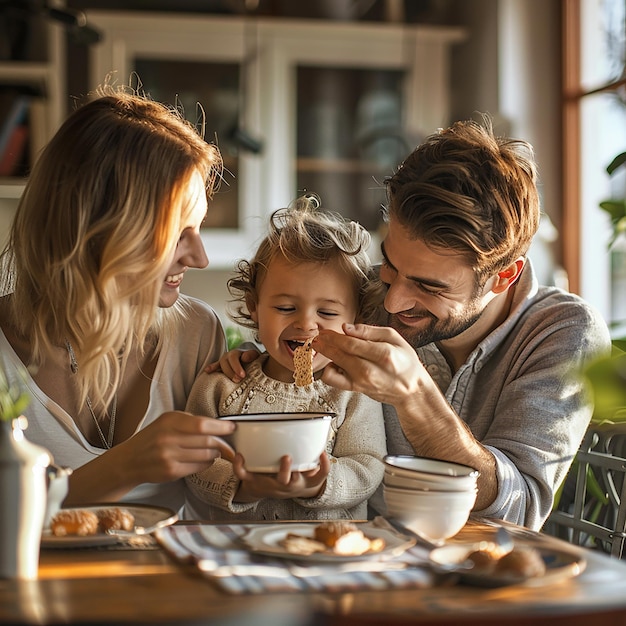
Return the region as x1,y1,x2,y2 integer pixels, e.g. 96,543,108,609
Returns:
0,416,51,580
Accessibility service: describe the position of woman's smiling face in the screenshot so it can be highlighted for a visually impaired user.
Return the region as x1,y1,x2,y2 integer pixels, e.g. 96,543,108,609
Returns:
159,170,209,308
250,254,358,383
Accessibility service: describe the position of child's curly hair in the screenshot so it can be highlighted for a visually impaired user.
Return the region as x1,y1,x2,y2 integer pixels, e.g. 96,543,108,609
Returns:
227,194,386,337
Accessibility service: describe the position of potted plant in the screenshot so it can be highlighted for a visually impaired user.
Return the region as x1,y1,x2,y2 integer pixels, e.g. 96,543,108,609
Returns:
0,368,51,580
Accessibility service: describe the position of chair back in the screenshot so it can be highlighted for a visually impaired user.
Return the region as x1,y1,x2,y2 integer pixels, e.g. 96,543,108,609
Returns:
545,422,626,558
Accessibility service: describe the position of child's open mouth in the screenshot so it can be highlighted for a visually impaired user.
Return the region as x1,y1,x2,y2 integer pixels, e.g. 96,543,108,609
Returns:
286,339,316,356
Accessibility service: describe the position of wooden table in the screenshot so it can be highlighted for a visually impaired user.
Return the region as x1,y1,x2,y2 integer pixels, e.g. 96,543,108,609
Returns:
2,519,626,626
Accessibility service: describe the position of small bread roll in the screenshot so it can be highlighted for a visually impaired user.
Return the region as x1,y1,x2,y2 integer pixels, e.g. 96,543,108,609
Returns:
283,521,386,556
333,530,372,556
466,548,499,573
50,509,99,537
314,521,359,547
282,534,327,556
97,507,135,532
495,547,546,578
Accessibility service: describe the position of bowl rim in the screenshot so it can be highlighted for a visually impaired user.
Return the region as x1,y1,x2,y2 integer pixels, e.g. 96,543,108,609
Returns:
384,468,477,482
384,454,479,478
220,412,335,423
384,484,477,497
383,480,478,494
383,482,478,496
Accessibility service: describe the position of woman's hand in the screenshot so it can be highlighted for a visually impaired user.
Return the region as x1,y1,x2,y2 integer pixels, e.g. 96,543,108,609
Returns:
122,411,236,482
204,348,261,382
232,452,331,502
312,323,423,405
64,411,236,506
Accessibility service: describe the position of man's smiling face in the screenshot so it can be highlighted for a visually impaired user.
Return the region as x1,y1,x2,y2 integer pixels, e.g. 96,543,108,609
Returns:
379,220,490,349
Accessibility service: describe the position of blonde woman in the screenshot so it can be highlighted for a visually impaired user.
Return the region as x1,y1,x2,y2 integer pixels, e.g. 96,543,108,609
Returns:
0,86,234,514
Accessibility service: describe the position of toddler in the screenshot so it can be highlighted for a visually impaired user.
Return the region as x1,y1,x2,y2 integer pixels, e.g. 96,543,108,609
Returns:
184,194,387,521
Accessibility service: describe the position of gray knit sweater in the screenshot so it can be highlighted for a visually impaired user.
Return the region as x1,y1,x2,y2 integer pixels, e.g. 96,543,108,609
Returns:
375,261,611,530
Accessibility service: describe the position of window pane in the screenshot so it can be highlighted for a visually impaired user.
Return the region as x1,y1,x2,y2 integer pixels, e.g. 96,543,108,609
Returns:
581,0,625,91
580,90,626,326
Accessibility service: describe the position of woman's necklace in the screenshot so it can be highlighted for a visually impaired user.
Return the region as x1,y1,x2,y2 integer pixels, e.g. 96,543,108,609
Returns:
65,340,117,449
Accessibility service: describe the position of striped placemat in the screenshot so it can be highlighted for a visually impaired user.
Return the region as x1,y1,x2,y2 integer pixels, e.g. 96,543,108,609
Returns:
155,520,440,594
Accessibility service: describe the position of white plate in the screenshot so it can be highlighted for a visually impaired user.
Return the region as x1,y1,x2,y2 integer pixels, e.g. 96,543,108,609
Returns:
429,542,586,588
41,504,178,548
241,522,416,562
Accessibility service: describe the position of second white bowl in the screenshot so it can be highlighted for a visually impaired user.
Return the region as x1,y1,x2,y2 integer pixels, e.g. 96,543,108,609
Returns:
384,469,478,492
384,455,479,487
383,485,477,544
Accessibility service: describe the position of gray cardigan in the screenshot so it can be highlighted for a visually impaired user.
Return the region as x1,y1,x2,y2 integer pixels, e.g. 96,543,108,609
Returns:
379,261,611,530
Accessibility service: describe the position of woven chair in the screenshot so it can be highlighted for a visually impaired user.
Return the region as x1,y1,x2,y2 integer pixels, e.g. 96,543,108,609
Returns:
545,422,626,558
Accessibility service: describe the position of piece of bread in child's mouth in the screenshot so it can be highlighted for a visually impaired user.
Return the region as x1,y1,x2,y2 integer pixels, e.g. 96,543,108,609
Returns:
293,338,314,386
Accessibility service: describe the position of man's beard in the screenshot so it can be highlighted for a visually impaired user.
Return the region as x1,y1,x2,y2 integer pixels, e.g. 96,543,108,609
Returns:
388,300,485,349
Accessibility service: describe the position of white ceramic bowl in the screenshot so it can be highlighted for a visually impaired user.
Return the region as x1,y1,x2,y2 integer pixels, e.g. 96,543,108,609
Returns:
220,412,333,472
383,484,477,544
383,469,477,492
383,484,477,504
384,455,479,488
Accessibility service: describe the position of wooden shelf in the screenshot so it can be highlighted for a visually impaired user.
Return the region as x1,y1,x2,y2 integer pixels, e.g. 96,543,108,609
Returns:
0,180,27,198
0,62,51,85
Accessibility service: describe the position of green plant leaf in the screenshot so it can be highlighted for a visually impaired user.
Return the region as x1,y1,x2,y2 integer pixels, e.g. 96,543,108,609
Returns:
0,367,31,422
599,199,626,222
586,466,609,506
600,150,626,248
585,352,626,424
607,151,626,175
612,339,626,355
225,326,245,351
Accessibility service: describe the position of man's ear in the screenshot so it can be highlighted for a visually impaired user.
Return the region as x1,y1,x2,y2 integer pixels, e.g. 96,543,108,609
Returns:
492,258,525,293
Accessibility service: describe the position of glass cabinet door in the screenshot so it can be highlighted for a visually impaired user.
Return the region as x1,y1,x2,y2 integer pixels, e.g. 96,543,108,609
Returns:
134,58,240,230
297,66,406,232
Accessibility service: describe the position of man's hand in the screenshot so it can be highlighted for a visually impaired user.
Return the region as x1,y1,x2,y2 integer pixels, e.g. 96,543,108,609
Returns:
204,348,261,382
313,323,422,405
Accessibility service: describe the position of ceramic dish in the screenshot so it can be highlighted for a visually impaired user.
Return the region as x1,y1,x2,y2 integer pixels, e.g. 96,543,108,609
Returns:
220,412,334,472
384,470,476,492
384,484,477,501
41,503,178,548
385,497,476,545
384,455,479,483
429,542,586,588
241,522,416,563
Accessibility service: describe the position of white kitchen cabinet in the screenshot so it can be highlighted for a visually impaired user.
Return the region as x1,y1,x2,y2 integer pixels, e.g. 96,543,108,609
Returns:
86,11,466,268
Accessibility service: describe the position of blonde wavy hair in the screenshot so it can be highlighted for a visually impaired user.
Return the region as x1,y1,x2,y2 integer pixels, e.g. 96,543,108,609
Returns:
227,194,386,340
0,85,223,412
